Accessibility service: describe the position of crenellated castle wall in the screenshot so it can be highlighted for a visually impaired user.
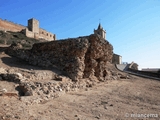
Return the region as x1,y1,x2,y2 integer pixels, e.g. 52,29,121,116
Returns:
39,28,56,40
0,18,56,41
0,19,26,32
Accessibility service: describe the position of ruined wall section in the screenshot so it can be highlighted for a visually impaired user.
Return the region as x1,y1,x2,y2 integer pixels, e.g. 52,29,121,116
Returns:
0,19,26,32
83,35,113,80
30,36,89,80
7,34,113,81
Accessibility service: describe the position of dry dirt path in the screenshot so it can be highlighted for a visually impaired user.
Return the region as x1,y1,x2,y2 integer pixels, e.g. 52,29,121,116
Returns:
0,77,159,120
31,78,159,120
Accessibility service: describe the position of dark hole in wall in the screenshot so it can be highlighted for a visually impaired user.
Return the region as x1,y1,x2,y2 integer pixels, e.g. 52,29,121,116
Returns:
103,70,107,77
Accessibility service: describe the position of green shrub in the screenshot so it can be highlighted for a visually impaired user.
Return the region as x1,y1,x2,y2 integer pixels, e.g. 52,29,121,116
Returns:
22,44,32,49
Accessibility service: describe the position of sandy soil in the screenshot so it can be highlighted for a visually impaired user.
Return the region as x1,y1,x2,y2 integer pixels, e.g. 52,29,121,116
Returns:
0,52,160,120
0,77,160,120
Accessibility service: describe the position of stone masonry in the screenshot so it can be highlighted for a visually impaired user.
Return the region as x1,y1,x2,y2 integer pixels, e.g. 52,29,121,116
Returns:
112,54,122,64
0,18,56,41
23,18,56,41
7,34,113,81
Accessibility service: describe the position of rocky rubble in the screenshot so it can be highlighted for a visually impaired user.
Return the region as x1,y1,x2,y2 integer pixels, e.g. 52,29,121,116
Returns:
0,67,93,104
0,65,127,105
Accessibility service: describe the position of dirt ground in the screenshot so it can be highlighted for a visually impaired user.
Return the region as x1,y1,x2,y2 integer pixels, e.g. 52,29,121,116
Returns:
0,52,160,120
0,77,160,120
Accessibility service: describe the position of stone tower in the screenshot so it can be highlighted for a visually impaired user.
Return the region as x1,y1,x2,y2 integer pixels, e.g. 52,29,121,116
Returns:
94,23,106,39
28,18,39,34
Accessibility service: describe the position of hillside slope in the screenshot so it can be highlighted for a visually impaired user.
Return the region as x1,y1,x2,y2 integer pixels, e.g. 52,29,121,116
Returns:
0,30,47,49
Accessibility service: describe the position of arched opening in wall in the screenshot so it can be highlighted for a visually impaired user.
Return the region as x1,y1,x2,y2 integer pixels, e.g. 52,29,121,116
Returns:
50,35,52,37
47,33,48,36
42,32,44,34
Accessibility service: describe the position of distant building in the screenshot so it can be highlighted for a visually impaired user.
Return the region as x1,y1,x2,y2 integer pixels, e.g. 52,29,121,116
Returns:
112,54,122,64
0,18,56,41
94,23,106,39
129,62,138,70
22,18,56,41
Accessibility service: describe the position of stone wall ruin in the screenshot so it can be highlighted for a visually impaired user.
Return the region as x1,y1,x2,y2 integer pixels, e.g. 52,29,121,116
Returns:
7,34,113,81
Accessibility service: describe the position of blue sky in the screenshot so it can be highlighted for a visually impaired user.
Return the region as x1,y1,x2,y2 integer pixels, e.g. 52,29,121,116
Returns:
0,0,160,69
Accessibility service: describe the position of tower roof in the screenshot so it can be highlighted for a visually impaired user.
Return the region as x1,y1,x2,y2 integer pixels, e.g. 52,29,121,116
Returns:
98,23,103,29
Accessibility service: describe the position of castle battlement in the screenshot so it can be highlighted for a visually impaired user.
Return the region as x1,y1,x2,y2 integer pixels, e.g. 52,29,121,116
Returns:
0,18,56,41
0,18,26,28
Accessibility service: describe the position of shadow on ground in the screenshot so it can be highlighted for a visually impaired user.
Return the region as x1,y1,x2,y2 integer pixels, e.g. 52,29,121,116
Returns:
1,56,66,76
